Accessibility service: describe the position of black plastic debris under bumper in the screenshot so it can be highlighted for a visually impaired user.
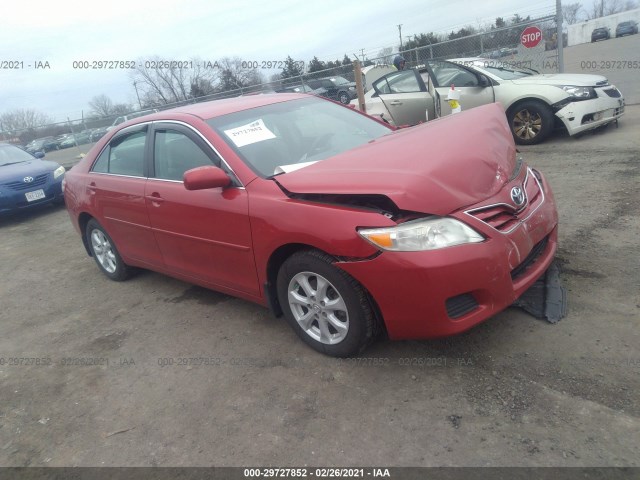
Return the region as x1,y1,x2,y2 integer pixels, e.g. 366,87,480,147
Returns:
512,261,567,323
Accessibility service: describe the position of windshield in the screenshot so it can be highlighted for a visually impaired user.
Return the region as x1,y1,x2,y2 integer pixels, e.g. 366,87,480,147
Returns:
206,97,391,177
0,144,36,166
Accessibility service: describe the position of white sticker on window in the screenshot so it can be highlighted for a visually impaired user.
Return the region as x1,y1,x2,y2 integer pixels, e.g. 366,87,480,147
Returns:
223,119,276,148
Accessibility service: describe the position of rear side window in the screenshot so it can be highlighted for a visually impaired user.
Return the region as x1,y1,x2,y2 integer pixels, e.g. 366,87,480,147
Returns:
91,130,147,177
374,70,422,94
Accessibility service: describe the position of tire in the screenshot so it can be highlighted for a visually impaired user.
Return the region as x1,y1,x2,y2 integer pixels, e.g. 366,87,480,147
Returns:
338,91,350,104
276,249,377,357
85,219,132,281
508,101,554,145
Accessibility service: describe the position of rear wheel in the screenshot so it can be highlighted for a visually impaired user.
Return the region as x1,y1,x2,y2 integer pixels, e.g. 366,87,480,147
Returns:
86,219,131,281
277,250,376,357
508,101,554,145
338,91,350,104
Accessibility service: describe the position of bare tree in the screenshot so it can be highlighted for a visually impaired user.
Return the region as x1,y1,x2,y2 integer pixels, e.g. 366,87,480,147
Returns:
216,57,264,91
0,108,53,134
563,2,584,24
604,0,624,15
587,0,637,19
376,47,394,64
131,56,216,106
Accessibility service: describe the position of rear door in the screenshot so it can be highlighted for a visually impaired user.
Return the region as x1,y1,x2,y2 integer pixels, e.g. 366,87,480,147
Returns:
373,70,434,125
425,60,495,117
88,125,163,267
144,122,259,296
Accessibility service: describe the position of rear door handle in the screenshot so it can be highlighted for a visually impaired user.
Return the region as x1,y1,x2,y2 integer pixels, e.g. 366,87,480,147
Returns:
87,182,97,195
389,100,402,106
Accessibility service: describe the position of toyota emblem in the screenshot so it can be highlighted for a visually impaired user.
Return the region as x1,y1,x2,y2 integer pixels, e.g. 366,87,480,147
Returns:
23,176,34,183
510,186,525,206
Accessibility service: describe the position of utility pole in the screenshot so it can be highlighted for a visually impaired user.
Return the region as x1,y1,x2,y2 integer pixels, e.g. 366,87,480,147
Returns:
133,81,142,110
556,0,564,72
398,24,403,51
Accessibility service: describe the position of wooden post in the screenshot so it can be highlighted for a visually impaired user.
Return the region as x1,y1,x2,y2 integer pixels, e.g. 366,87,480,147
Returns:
353,60,366,113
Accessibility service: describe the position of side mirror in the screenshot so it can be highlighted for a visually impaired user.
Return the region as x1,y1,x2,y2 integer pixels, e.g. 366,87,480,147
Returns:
183,166,231,190
34,151,45,159
479,75,490,87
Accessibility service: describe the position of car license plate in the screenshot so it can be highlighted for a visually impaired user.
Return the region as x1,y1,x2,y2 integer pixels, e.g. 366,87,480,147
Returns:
25,189,46,202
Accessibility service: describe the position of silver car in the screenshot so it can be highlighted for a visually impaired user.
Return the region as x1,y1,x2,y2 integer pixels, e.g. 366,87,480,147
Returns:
353,58,625,145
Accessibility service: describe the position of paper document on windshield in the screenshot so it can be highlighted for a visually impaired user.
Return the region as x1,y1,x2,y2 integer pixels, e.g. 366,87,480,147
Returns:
224,119,276,148
273,161,318,175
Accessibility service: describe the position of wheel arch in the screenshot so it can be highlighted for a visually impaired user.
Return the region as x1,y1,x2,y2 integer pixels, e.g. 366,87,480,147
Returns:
78,212,95,256
504,96,553,117
265,243,315,317
264,243,387,337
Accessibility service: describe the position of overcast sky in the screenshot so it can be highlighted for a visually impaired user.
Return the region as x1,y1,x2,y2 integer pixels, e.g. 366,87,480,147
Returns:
1,0,560,123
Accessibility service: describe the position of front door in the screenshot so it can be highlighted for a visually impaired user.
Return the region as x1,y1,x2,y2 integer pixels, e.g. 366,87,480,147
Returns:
144,123,259,296
425,60,495,117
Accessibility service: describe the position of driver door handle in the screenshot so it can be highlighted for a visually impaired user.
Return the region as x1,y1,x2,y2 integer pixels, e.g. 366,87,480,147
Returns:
146,192,165,205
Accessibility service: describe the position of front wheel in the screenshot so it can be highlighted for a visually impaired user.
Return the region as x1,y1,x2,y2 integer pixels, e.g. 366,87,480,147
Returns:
277,250,377,357
508,101,554,145
86,219,132,281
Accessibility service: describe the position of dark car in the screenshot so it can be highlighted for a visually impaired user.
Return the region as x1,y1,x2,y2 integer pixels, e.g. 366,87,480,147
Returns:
0,143,65,215
277,84,328,97
591,27,611,42
25,136,59,154
59,131,92,148
63,95,559,357
616,21,638,37
55,134,73,148
488,47,518,59
90,127,109,142
306,76,357,104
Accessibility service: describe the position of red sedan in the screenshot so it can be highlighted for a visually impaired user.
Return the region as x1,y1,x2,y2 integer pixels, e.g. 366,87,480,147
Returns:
64,95,559,357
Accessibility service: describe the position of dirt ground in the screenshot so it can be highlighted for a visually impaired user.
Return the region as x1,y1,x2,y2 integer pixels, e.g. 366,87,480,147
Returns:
0,105,638,468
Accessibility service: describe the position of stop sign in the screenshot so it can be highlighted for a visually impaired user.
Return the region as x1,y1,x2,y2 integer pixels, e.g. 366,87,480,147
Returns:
521,26,543,48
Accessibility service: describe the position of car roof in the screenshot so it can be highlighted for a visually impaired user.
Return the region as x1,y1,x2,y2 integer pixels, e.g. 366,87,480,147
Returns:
143,93,306,121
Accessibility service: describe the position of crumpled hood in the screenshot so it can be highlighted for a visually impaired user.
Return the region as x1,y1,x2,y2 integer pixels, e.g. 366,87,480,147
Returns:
511,73,608,87
276,103,516,215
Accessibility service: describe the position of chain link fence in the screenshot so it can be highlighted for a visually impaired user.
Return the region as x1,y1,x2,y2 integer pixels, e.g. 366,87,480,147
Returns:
384,15,561,74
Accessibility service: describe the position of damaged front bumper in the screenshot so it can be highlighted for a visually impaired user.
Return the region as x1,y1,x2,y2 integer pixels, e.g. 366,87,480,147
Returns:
512,261,567,323
555,86,625,135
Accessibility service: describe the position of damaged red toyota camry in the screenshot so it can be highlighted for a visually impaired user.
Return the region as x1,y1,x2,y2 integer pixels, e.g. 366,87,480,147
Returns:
64,94,559,357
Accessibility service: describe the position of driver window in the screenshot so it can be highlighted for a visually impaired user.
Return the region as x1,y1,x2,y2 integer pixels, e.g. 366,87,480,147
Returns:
428,61,478,87
154,130,215,181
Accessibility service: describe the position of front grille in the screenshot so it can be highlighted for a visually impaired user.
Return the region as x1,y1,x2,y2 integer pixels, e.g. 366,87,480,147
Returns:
3,173,49,191
510,236,549,280
466,169,542,233
446,293,479,319
604,88,621,98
